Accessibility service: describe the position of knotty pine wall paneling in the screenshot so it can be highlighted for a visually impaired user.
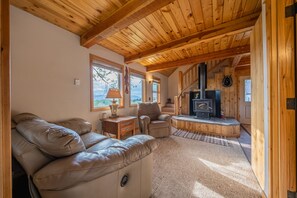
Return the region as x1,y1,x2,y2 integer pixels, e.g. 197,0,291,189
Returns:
275,0,296,196
264,0,297,196
180,66,238,118
250,14,265,190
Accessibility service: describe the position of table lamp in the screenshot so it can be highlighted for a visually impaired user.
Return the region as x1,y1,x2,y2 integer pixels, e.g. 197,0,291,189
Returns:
106,88,122,118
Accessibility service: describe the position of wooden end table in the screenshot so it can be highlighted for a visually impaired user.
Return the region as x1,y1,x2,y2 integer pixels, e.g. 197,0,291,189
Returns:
102,116,137,139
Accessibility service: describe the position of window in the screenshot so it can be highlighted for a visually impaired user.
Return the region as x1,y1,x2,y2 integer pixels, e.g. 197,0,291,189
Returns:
129,69,146,106
152,77,161,103
244,79,252,102
90,54,124,111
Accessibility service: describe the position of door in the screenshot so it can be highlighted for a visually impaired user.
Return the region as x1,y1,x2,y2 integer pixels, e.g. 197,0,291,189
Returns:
239,76,251,124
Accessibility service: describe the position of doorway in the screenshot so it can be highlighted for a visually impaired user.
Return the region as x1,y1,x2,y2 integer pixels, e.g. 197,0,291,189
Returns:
237,76,252,163
239,76,252,125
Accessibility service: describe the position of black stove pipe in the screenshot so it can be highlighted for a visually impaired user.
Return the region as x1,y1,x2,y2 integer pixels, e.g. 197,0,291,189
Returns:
198,63,207,99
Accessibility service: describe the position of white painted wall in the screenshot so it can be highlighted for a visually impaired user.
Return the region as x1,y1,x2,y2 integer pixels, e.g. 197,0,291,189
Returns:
10,6,168,130
167,65,191,100
145,72,168,104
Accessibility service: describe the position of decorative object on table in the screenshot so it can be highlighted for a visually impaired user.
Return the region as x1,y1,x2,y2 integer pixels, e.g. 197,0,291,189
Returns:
222,75,233,87
124,66,129,94
106,88,122,118
167,98,171,104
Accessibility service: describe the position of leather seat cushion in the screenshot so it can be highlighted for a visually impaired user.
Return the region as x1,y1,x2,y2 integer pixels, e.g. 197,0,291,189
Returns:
149,120,169,129
33,135,158,190
16,119,86,157
86,138,119,152
81,132,108,148
54,118,92,135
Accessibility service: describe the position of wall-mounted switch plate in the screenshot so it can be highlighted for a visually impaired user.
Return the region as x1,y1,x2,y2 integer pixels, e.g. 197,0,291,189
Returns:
74,78,80,86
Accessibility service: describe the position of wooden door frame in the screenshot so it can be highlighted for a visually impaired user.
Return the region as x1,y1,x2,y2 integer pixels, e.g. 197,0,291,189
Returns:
0,0,11,198
238,76,251,124
266,0,297,197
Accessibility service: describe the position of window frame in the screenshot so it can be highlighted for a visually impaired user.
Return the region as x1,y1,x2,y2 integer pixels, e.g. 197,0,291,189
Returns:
152,76,161,104
244,79,252,102
129,68,146,107
90,54,124,112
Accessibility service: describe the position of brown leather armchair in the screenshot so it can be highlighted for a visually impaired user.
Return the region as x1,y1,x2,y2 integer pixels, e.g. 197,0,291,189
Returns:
138,102,171,138
11,113,158,198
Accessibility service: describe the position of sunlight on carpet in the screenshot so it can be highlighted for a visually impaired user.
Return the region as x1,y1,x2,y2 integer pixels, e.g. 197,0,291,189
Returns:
192,181,224,198
152,135,262,198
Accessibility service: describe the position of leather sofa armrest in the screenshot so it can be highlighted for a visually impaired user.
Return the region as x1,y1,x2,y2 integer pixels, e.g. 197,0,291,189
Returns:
158,114,171,122
33,135,158,191
139,115,150,123
139,116,150,134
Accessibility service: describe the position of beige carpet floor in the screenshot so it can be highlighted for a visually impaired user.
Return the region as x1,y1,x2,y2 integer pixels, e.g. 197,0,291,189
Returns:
152,132,262,198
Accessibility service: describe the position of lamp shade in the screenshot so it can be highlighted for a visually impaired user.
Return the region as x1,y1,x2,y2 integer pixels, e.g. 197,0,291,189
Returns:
106,88,122,99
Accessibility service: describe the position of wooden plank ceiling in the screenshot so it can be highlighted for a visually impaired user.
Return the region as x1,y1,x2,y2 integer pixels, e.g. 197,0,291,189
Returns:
11,0,260,76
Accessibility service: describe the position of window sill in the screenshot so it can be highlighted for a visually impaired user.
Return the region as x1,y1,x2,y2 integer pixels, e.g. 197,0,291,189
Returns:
152,102,161,104
91,105,124,112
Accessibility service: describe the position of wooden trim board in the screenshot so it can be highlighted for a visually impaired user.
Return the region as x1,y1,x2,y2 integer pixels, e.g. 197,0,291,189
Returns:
0,0,11,197
263,0,297,196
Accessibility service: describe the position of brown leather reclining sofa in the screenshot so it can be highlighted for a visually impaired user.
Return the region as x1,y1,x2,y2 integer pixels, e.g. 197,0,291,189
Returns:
11,113,158,198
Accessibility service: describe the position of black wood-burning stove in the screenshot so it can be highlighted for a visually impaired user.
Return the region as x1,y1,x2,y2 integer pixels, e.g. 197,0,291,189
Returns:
190,91,221,118
193,98,213,118
192,63,221,119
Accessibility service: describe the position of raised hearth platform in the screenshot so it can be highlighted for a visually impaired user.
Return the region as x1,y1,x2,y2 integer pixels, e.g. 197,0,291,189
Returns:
171,115,240,138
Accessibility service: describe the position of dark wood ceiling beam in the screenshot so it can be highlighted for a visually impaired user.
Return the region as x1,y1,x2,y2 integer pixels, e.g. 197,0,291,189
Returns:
81,0,175,48
147,45,250,72
125,12,260,63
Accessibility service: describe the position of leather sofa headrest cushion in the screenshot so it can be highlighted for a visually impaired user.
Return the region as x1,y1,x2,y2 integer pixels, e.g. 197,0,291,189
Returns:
54,118,92,135
16,119,86,157
13,113,41,124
